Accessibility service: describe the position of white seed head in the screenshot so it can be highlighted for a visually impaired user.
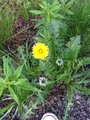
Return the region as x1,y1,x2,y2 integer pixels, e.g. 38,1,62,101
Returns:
39,77,47,87
56,58,63,66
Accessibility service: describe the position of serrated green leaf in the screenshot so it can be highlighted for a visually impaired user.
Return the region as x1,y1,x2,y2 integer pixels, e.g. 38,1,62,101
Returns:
68,35,81,48
15,78,27,85
13,66,23,80
8,86,20,105
18,83,40,93
65,35,81,61
3,56,11,79
49,19,60,37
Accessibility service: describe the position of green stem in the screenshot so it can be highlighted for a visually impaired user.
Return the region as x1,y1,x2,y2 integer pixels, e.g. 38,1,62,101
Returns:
63,86,74,120
50,36,56,66
63,102,72,120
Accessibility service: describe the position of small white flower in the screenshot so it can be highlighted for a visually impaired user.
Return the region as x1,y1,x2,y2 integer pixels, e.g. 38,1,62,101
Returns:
56,58,63,66
39,77,47,87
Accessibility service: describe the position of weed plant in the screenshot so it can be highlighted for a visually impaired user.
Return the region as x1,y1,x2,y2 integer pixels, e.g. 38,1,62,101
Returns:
65,0,90,56
0,0,90,120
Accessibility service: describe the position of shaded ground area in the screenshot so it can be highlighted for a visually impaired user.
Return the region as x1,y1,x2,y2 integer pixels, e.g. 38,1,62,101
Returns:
3,17,37,51
28,85,90,120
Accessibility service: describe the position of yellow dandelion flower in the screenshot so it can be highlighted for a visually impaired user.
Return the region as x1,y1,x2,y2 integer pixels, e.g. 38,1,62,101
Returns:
32,43,49,59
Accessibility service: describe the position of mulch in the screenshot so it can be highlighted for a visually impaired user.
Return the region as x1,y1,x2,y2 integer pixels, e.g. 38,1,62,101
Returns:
3,16,37,51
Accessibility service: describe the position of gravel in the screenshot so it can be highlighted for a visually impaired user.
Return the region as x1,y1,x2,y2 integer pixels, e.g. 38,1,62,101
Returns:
28,85,90,120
